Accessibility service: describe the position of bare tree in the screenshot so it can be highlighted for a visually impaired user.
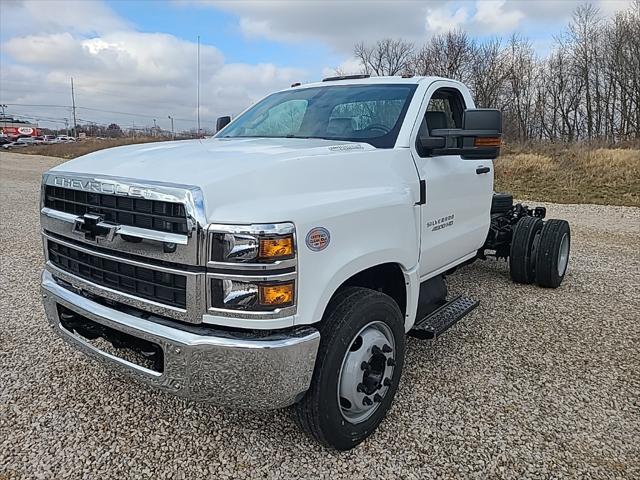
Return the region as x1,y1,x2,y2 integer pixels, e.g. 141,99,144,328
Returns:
411,30,475,83
354,39,415,76
350,1,640,144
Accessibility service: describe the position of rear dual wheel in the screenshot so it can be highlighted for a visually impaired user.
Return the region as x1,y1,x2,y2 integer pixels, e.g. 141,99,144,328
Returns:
510,217,570,288
294,287,405,450
535,219,571,288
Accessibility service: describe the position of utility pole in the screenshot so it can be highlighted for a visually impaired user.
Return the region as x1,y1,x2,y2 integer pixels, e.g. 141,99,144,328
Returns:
64,118,69,137
197,35,201,138
132,121,136,139
0,104,7,134
70,77,78,138
153,118,157,136
168,115,174,140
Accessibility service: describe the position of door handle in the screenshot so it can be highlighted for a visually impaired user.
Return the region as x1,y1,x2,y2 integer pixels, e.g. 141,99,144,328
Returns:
476,166,490,174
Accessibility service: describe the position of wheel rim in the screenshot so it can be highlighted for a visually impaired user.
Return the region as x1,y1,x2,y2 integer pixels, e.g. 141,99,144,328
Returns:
557,233,569,276
337,321,396,424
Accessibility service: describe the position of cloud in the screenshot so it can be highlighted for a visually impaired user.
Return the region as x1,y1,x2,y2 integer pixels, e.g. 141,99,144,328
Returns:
0,4,305,132
196,0,632,52
474,1,524,32
426,6,470,34
0,0,130,38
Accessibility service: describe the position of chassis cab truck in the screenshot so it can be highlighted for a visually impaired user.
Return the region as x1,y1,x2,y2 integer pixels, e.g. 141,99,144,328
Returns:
40,76,570,450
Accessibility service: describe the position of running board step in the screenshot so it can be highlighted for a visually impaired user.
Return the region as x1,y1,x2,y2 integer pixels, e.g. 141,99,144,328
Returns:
409,295,479,340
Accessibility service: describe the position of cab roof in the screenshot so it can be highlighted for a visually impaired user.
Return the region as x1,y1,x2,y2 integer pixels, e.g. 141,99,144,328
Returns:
293,75,459,89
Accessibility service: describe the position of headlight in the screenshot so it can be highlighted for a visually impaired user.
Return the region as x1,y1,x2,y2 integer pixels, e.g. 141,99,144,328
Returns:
209,223,295,264
210,278,295,311
207,223,297,316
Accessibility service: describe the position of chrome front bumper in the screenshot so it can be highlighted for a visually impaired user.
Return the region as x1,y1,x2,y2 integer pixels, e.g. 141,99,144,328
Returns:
41,270,320,409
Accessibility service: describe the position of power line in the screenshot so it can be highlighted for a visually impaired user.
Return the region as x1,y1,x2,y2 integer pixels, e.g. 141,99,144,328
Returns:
1,103,198,123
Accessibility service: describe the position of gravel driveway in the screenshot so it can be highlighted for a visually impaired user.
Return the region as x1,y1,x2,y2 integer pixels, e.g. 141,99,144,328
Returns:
1,152,638,479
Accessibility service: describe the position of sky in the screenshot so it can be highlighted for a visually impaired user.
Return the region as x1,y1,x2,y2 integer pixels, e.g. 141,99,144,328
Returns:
0,0,633,133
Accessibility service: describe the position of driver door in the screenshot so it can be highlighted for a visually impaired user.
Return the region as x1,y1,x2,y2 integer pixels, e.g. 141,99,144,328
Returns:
412,82,494,278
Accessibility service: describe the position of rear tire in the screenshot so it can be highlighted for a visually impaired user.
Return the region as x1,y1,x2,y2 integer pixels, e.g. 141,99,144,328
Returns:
535,219,571,288
510,216,543,284
294,287,405,450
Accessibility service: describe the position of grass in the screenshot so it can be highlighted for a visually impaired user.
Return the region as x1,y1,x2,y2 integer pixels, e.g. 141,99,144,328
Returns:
13,137,168,159
7,138,639,207
494,145,639,207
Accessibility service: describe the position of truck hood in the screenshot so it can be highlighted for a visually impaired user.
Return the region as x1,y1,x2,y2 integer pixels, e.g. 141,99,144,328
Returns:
51,137,382,222
52,137,373,182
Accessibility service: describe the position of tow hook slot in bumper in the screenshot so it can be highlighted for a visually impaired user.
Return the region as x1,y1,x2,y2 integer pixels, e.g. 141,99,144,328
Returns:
41,270,321,409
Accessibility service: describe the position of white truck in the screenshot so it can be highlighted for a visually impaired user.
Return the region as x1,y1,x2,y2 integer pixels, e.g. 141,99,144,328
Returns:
40,75,571,450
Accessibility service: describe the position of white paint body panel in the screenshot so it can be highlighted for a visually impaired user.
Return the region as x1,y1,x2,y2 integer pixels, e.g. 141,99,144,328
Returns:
50,76,493,331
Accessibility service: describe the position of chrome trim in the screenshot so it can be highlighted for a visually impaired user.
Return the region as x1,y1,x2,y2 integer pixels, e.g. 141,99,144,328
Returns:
209,223,296,235
43,205,188,244
207,258,297,271
44,233,207,324
206,271,297,283
207,222,297,271
41,172,207,265
42,270,320,409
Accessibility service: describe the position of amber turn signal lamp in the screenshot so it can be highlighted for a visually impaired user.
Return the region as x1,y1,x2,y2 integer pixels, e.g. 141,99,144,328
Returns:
259,283,295,307
259,235,294,259
474,137,502,147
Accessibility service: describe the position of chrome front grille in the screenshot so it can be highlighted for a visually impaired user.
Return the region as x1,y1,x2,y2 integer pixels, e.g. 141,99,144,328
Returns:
44,185,189,234
48,240,187,309
41,173,208,324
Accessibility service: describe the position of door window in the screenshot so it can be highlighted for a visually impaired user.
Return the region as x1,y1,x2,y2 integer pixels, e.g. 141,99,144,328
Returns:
416,87,466,156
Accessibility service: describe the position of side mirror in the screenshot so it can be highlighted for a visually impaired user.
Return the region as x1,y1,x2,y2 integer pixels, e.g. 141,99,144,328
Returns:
423,109,502,160
216,116,231,132
460,109,502,160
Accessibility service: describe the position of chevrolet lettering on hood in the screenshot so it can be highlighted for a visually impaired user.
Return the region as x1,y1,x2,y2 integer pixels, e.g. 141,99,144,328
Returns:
53,176,149,197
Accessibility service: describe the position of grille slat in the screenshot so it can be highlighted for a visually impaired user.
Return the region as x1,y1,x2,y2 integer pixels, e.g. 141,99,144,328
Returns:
45,186,188,234
48,241,187,309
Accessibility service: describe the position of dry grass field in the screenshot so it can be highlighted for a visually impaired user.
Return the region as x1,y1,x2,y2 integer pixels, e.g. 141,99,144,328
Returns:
495,146,640,207
15,136,167,159
8,139,639,207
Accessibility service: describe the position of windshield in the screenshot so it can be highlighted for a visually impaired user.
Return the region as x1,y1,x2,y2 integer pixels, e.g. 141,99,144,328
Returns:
218,84,418,148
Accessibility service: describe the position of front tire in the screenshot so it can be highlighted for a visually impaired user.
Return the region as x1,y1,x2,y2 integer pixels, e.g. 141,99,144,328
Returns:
294,287,405,450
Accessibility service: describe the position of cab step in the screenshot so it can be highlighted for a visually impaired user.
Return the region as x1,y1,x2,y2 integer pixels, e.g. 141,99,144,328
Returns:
409,295,479,340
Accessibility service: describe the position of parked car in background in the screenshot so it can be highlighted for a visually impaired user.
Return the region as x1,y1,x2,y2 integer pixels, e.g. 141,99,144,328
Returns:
0,137,11,146
2,139,31,149
56,136,76,143
43,135,61,144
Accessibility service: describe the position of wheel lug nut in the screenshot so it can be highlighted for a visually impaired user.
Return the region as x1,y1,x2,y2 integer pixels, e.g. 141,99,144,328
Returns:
363,396,373,406
373,394,383,403
371,345,382,355
382,344,392,353
357,383,365,393
387,358,395,367
383,377,392,387
360,361,370,372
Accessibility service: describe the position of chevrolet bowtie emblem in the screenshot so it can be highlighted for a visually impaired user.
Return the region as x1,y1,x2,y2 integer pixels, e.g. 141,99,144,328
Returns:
73,213,118,241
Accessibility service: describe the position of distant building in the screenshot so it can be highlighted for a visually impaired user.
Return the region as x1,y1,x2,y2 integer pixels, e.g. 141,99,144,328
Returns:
0,116,39,138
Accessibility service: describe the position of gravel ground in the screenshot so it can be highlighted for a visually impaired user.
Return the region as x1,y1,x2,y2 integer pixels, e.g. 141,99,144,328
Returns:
1,152,639,479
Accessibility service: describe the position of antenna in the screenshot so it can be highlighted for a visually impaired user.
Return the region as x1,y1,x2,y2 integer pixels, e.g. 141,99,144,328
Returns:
197,35,201,138
70,77,78,138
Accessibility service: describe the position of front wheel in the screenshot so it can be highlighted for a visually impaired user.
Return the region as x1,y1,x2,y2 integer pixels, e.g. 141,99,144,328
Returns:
294,287,406,450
